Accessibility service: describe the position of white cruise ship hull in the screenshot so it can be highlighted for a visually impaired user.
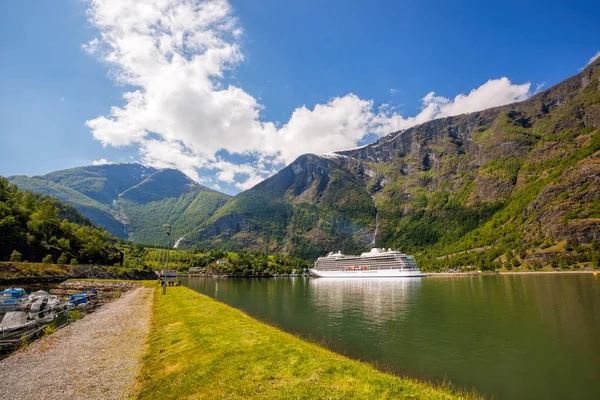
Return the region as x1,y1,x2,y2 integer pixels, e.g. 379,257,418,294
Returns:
309,268,425,278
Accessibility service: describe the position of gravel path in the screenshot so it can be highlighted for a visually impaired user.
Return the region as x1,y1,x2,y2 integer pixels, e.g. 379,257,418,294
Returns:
0,286,153,399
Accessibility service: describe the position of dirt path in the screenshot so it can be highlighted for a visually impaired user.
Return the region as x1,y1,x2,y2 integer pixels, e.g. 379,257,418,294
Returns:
0,286,153,399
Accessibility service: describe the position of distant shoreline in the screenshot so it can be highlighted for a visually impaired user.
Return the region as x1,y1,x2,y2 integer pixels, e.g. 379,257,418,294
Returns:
497,270,598,275
426,270,598,277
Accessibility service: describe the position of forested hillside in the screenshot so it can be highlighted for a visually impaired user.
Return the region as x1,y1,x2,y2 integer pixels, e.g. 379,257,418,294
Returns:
122,245,310,276
0,177,122,265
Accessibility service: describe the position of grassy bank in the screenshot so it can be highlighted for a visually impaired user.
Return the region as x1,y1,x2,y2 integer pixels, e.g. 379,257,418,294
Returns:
0,262,156,283
0,261,70,280
135,285,478,399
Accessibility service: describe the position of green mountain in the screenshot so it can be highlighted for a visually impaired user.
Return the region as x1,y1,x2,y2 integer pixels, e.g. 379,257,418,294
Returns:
117,169,231,245
8,164,230,246
188,59,600,269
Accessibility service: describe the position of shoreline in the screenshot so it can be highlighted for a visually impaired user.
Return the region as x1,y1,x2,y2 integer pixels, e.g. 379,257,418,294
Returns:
497,270,599,275
426,270,598,277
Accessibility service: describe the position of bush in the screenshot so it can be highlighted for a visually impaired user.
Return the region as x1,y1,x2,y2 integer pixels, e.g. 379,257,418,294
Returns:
19,333,28,350
57,253,68,264
592,252,600,268
42,254,53,264
42,324,57,336
9,250,22,262
70,258,79,266
68,309,83,322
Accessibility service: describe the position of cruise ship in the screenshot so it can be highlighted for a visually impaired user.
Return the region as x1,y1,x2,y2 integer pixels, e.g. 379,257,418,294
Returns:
310,248,425,278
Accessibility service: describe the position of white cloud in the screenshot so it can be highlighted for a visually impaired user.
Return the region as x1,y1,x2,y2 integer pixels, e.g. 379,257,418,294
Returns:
534,82,546,94
138,139,206,182
389,88,398,95
91,158,114,165
84,0,532,191
579,51,600,71
586,51,600,67
373,77,530,134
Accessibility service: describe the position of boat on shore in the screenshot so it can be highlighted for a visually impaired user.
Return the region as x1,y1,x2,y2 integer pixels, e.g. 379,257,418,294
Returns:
68,289,98,310
29,291,67,321
0,288,86,337
0,311,38,336
310,248,425,278
0,288,31,313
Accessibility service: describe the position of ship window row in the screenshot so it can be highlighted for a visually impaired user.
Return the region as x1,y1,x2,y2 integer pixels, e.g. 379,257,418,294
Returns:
316,261,417,267
317,257,413,263
315,266,419,271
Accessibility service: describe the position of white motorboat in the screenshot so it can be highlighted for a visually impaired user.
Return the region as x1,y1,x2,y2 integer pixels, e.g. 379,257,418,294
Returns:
0,311,37,336
29,294,66,321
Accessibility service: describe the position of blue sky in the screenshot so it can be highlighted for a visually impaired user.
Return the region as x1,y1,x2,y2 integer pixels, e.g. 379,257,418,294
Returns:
1,0,599,194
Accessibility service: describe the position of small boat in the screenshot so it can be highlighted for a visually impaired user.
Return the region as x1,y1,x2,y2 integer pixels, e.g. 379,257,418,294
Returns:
28,290,50,302
81,289,98,302
0,311,37,336
29,295,66,322
0,288,31,313
68,291,97,310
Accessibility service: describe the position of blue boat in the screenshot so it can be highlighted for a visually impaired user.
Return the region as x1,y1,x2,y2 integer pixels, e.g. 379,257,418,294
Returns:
68,293,89,306
68,290,98,309
0,288,30,313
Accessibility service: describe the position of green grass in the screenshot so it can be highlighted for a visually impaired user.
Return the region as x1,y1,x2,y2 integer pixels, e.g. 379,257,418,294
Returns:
135,286,479,399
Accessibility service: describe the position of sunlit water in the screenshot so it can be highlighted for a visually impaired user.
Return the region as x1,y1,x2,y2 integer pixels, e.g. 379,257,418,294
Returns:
184,274,600,399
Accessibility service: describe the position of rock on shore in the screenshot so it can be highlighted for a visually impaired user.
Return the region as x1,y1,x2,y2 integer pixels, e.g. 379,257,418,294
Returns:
50,280,140,305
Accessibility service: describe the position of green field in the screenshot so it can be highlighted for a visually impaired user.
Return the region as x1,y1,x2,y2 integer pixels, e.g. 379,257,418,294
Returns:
135,285,479,399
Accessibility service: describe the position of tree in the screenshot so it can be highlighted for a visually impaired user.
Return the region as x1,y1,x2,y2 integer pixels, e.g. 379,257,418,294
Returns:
42,254,53,264
504,250,512,266
57,253,68,264
592,252,600,268
9,249,22,262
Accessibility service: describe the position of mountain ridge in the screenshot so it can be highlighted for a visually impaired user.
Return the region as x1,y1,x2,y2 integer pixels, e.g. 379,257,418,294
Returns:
8,164,231,246
186,58,600,269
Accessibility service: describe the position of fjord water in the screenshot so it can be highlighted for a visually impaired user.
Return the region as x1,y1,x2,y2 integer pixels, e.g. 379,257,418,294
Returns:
184,274,600,399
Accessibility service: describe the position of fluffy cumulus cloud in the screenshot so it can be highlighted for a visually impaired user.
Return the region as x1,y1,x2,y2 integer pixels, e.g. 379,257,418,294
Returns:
84,0,532,192
375,78,530,134
91,158,114,165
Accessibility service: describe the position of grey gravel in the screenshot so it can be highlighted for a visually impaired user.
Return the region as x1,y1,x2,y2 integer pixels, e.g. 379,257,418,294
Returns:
0,286,153,399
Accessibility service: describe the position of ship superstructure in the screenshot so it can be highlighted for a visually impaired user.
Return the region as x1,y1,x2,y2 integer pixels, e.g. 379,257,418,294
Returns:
310,248,425,278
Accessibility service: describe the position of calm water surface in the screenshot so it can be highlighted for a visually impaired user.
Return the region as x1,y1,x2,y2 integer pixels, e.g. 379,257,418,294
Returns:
184,274,600,399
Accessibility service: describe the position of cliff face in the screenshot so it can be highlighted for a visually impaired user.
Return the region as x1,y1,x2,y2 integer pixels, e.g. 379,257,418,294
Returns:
191,154,376,259
190,59,600,268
